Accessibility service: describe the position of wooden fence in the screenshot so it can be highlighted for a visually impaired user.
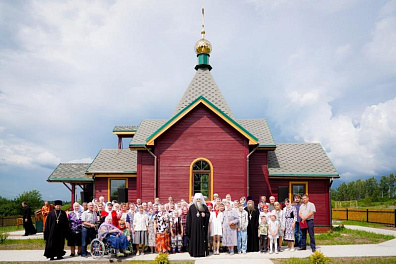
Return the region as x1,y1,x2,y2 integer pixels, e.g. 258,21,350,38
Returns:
332,208,396,226
0,216,38,228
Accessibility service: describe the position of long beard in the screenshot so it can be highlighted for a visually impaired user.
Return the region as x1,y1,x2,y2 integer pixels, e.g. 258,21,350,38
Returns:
247,204,255,212
195,202,204,212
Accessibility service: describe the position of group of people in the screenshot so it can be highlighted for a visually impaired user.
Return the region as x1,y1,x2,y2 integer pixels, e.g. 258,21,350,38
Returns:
41,192,316,260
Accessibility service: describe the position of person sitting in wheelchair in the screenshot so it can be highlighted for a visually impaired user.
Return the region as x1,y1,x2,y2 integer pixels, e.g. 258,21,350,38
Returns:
98,216,130,257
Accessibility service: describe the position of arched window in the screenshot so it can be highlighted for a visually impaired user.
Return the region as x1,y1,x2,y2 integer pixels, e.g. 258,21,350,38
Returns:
191,159,212,199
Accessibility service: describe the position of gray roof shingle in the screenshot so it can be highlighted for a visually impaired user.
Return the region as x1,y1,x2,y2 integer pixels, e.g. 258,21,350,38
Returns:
113,126,139,132
129,119,166,147
87,149,137,173
173,69,234,118
237,119,275,147
268,143,339,177
48,163,92,182
130,118,276,147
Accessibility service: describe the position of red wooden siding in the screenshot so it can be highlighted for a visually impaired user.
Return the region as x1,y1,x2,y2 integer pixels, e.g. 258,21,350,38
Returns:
138,150,155,202
128,177,137,202
249,150,269,203
94,177,137,202
152,104,249,202
269,179,331,226
94,177,108,200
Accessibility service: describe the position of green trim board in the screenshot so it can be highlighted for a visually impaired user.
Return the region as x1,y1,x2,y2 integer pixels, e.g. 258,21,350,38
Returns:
269,173,340,177
47,178,93,182
145,96,258,145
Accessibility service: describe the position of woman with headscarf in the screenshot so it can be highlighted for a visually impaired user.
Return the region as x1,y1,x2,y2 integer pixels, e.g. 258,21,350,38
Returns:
67,202,82,256
221,201,239,255
186,193,210,257
283,198,297,251
98,216,129,257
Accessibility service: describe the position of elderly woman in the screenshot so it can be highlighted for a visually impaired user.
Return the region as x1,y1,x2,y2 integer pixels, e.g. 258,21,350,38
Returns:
272,201,285,252
67,202,82,256
283,198,297,251
222,201,239,255
98,216,129,257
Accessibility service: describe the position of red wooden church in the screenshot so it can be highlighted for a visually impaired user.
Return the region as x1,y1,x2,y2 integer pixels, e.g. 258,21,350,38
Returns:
48,22,339,231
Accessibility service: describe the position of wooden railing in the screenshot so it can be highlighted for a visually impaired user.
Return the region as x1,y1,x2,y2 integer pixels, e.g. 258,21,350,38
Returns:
332,208,396,226
0,216,37,227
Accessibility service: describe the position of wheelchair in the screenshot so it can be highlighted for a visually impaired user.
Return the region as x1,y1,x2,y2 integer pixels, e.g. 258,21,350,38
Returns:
90,234,133,262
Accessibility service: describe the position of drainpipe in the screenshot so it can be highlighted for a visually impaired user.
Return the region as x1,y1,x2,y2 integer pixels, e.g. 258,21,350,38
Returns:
145,146,157,199
329,177,334,228
246,145,259,197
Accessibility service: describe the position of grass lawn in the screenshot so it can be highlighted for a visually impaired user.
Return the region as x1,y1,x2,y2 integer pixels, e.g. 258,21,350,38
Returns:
272,256,396,264
311,226,395,245
336,220,394,229
0,239,45,250
0,225,24,233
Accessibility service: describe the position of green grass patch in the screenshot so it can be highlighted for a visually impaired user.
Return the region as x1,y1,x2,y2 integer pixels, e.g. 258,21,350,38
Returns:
273,256,396,264
337,220,389,228
0,238,45,250
310,226,395,245
0,225,23,232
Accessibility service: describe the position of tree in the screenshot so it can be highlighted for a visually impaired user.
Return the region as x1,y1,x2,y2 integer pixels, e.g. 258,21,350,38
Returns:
14,190,43,215
389,173,395,198
365,177,380,201
337,182,349,201
347,181,357,200
380,176,389,198
355,179,366,200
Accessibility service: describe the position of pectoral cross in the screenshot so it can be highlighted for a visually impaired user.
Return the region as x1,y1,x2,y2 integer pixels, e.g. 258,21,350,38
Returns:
56,220,59,224
249,214,252,220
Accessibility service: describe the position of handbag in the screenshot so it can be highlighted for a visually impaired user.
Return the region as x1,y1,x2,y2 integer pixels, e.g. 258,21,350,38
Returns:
229,223,238,229
300,220,308,229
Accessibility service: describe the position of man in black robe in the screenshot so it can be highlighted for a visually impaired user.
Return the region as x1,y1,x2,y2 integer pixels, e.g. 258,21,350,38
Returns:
245,199,259,252
186,193,210,257
44,200,69,260
22,201,37,236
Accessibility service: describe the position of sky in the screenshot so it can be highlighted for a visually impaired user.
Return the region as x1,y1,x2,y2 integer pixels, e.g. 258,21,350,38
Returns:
0,0,395,201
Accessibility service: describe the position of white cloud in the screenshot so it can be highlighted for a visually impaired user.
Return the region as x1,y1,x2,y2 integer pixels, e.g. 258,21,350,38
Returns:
0,138,60,168
67,157,93,163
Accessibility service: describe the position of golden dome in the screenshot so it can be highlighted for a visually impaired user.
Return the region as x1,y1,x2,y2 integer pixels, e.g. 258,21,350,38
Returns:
195,37,212,55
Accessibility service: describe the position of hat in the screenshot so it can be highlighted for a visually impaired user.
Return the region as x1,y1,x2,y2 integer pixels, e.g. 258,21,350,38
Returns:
262,204,268,208
270,212,277,218
207,202,213,207
54,200,62,206
247,195,253,201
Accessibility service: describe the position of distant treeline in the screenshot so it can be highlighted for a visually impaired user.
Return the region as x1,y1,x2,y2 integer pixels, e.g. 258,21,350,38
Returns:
332,173,395,201
0,190,43,217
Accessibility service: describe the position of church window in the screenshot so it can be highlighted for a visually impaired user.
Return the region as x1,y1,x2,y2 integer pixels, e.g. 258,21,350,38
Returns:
289,181,308,202
191,159,212,199
109,179,127,201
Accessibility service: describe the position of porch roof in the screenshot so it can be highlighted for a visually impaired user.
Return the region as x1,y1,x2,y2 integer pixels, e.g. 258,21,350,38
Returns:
47,163,92,183
268,143,339,177
87,149,137,174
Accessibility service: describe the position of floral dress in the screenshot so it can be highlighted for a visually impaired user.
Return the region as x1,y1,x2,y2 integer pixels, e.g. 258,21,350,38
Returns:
283,206,297,241
148,214,156,247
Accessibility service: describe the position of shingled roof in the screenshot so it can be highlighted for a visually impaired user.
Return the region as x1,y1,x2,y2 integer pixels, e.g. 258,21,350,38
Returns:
48,163,92,182
130,118,275,148
113,126,139,132
173,68,234,118
268,143,339,177
238,119,275,148
130,119,167,147
87,149,137,173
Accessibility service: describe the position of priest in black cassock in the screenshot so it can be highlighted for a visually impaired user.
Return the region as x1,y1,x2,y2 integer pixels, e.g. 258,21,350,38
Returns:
21,201,37,236
44,200,69,260
245,198,259,252
186,193,210,257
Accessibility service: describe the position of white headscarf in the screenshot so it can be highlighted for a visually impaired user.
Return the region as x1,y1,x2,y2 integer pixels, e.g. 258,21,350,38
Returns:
193,193,206,206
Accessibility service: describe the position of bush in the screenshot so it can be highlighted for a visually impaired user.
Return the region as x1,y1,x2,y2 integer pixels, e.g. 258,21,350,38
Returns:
310,251,330,264
0,232,8,244
154,252,169,264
